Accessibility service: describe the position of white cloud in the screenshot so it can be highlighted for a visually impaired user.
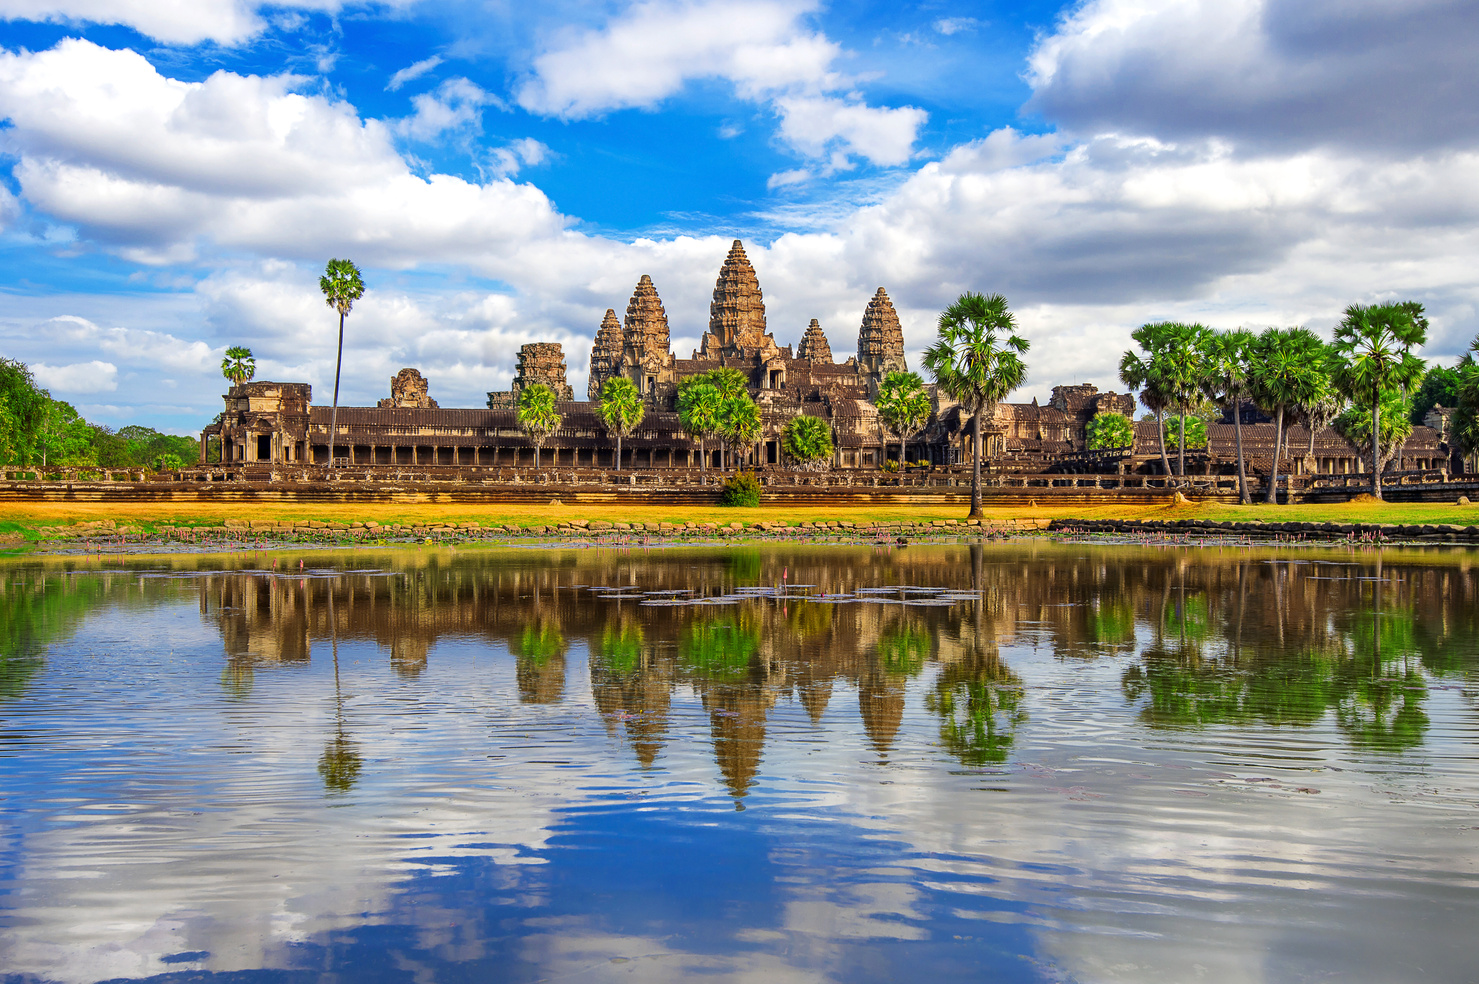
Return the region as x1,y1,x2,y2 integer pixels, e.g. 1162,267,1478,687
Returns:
30,359,118,393
0,0,364,45
488,137,550,178
516,0,925,169
933,16,979,36
386,54,442,91
394,77,497,141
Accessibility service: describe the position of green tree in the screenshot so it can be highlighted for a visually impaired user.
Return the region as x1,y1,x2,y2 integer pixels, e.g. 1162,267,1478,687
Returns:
1332,302,1428,500
1200,329,1256,503
1086,411,1134,451
517,383,562,468
677,379,722,471
0,358,48,468
1292,342,1344,469
1154,322,1212,479
1334,391,1414,476
704,367,749,399
781,414,833,469
923,292,1030,519
220,346,256,387
1162,415,1208,450
717,392,761,469
35,399,95,470
874,370,931,467
319,258,365,467
1456,342,1479,461
1410,364,1463,424
1249,327,1326,504
597,377,645,471
1119,335,1175,481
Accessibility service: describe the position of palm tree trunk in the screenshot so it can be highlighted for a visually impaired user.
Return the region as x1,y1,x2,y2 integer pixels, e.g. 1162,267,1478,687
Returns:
1371,394,1383,500
698,437,705,472
1266,406,1284,504
328,308,344,468
1177,410,1186,481
970,408,983,519
615,434,623,472
1155,409,1171,483
1233,404,1249,504
535,444,541,469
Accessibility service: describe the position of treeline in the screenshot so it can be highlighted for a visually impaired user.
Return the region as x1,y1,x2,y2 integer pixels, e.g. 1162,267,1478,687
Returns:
0,358,202,472
1096,303,1479,502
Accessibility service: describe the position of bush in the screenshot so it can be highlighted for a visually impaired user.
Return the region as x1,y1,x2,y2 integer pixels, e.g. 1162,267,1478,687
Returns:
720,470,761,507
1087,411,1134,450
882,459,900,473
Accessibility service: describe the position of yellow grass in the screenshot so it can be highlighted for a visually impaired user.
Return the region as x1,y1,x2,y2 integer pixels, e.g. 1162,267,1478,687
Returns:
2,496,1477,535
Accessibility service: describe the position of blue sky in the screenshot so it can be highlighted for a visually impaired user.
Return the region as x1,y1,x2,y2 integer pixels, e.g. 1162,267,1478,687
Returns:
1,0,1477,432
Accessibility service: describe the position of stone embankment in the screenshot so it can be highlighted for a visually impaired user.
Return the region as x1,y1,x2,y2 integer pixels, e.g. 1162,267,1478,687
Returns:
14,516,1052,548
1051,517,1479,543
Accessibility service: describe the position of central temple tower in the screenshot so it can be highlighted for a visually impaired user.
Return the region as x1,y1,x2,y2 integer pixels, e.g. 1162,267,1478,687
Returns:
700,240,770,358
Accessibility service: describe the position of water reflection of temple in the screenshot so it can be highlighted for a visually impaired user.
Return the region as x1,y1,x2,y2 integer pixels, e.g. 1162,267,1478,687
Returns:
189,545,1479,797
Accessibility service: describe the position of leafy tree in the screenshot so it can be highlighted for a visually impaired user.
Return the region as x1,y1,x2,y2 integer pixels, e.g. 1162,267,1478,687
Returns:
923,292,1029,519
704,367,749,399
874,370,931,467
35,399,95,469
781,414,833,469
516,383,562,468
717,392,761,469
1153,322,1212,479
1334,391,1414,476
1162,415,1208,450
1456,343,1479,462
220,346,256,387
1086,411,1134,451
597,377,645,471
1119,335,1175,480
319,258,365,466
1200,329,1256,503
1410,364,1463,424
1332,301,1428,500
0,358,47,468
1249,327,1326,504
1291,342,1344,469
677,379,722,471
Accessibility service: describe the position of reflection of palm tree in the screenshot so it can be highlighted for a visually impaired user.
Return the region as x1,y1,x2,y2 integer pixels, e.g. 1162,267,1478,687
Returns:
318,583,362,794
220,657,254,699
926,645,1024,766
590,617,671,768
514,617,568,704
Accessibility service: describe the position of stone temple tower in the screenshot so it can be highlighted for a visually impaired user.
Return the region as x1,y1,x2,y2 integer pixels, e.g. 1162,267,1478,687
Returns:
796,319,833,363
702,240,768,356
857,288,907,378
623,274,671,365
587,308,623,400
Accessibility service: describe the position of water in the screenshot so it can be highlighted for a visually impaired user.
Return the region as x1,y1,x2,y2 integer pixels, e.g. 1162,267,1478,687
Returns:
2,542,1477,983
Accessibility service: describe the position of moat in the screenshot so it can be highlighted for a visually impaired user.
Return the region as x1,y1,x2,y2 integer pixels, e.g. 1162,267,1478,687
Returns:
2,543,1477,983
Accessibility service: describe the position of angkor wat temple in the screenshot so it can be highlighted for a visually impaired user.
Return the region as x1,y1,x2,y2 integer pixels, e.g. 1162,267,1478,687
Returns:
199,239,1457,483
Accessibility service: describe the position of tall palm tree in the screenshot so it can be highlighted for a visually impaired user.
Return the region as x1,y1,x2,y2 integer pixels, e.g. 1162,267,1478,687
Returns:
319,259,364,467
517,383,562,468
874,370,931,468
220,346,255,387
1294,347,1345,473
598,377,645,471
718,392,761,470
1249,327,1326,504
1200,329,1256,504
923,292,1030,519
1332,301,1428,500
678,379,722,471
1119,346,1173,481
1157,322,1212,481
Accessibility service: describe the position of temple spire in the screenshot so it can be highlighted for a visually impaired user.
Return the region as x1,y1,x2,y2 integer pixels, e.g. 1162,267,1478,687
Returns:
858,287,906,377
588,308,623,400
707,239,767,353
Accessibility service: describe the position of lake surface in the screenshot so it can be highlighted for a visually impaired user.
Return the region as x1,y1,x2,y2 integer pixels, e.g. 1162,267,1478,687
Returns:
2,542,1477,983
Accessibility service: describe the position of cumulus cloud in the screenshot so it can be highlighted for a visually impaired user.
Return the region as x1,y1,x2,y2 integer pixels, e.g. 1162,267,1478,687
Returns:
933,16,979,36
487,137,551,178
394,77,498,141
516,0,926,170
30,359,118,393
1027,0,1479,153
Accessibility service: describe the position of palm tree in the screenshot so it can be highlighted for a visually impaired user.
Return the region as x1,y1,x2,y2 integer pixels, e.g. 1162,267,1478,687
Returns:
1119,346,1174,481
319,258,364,467
874,370,931,468
1158,322,1212,481
1249,327,1326,504
1200,329,1256,504
1332,302,1429,500
718,392,761,470
598,377,645,471
923,292,1030,519
1294,346,1344,473
517,383,562,468
678,379,722,471
221,346,256,387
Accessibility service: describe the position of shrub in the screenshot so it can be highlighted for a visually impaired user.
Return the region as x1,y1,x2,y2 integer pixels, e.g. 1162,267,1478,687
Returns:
720,470,761,507
882,459,900,473
1087,411,1134,450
